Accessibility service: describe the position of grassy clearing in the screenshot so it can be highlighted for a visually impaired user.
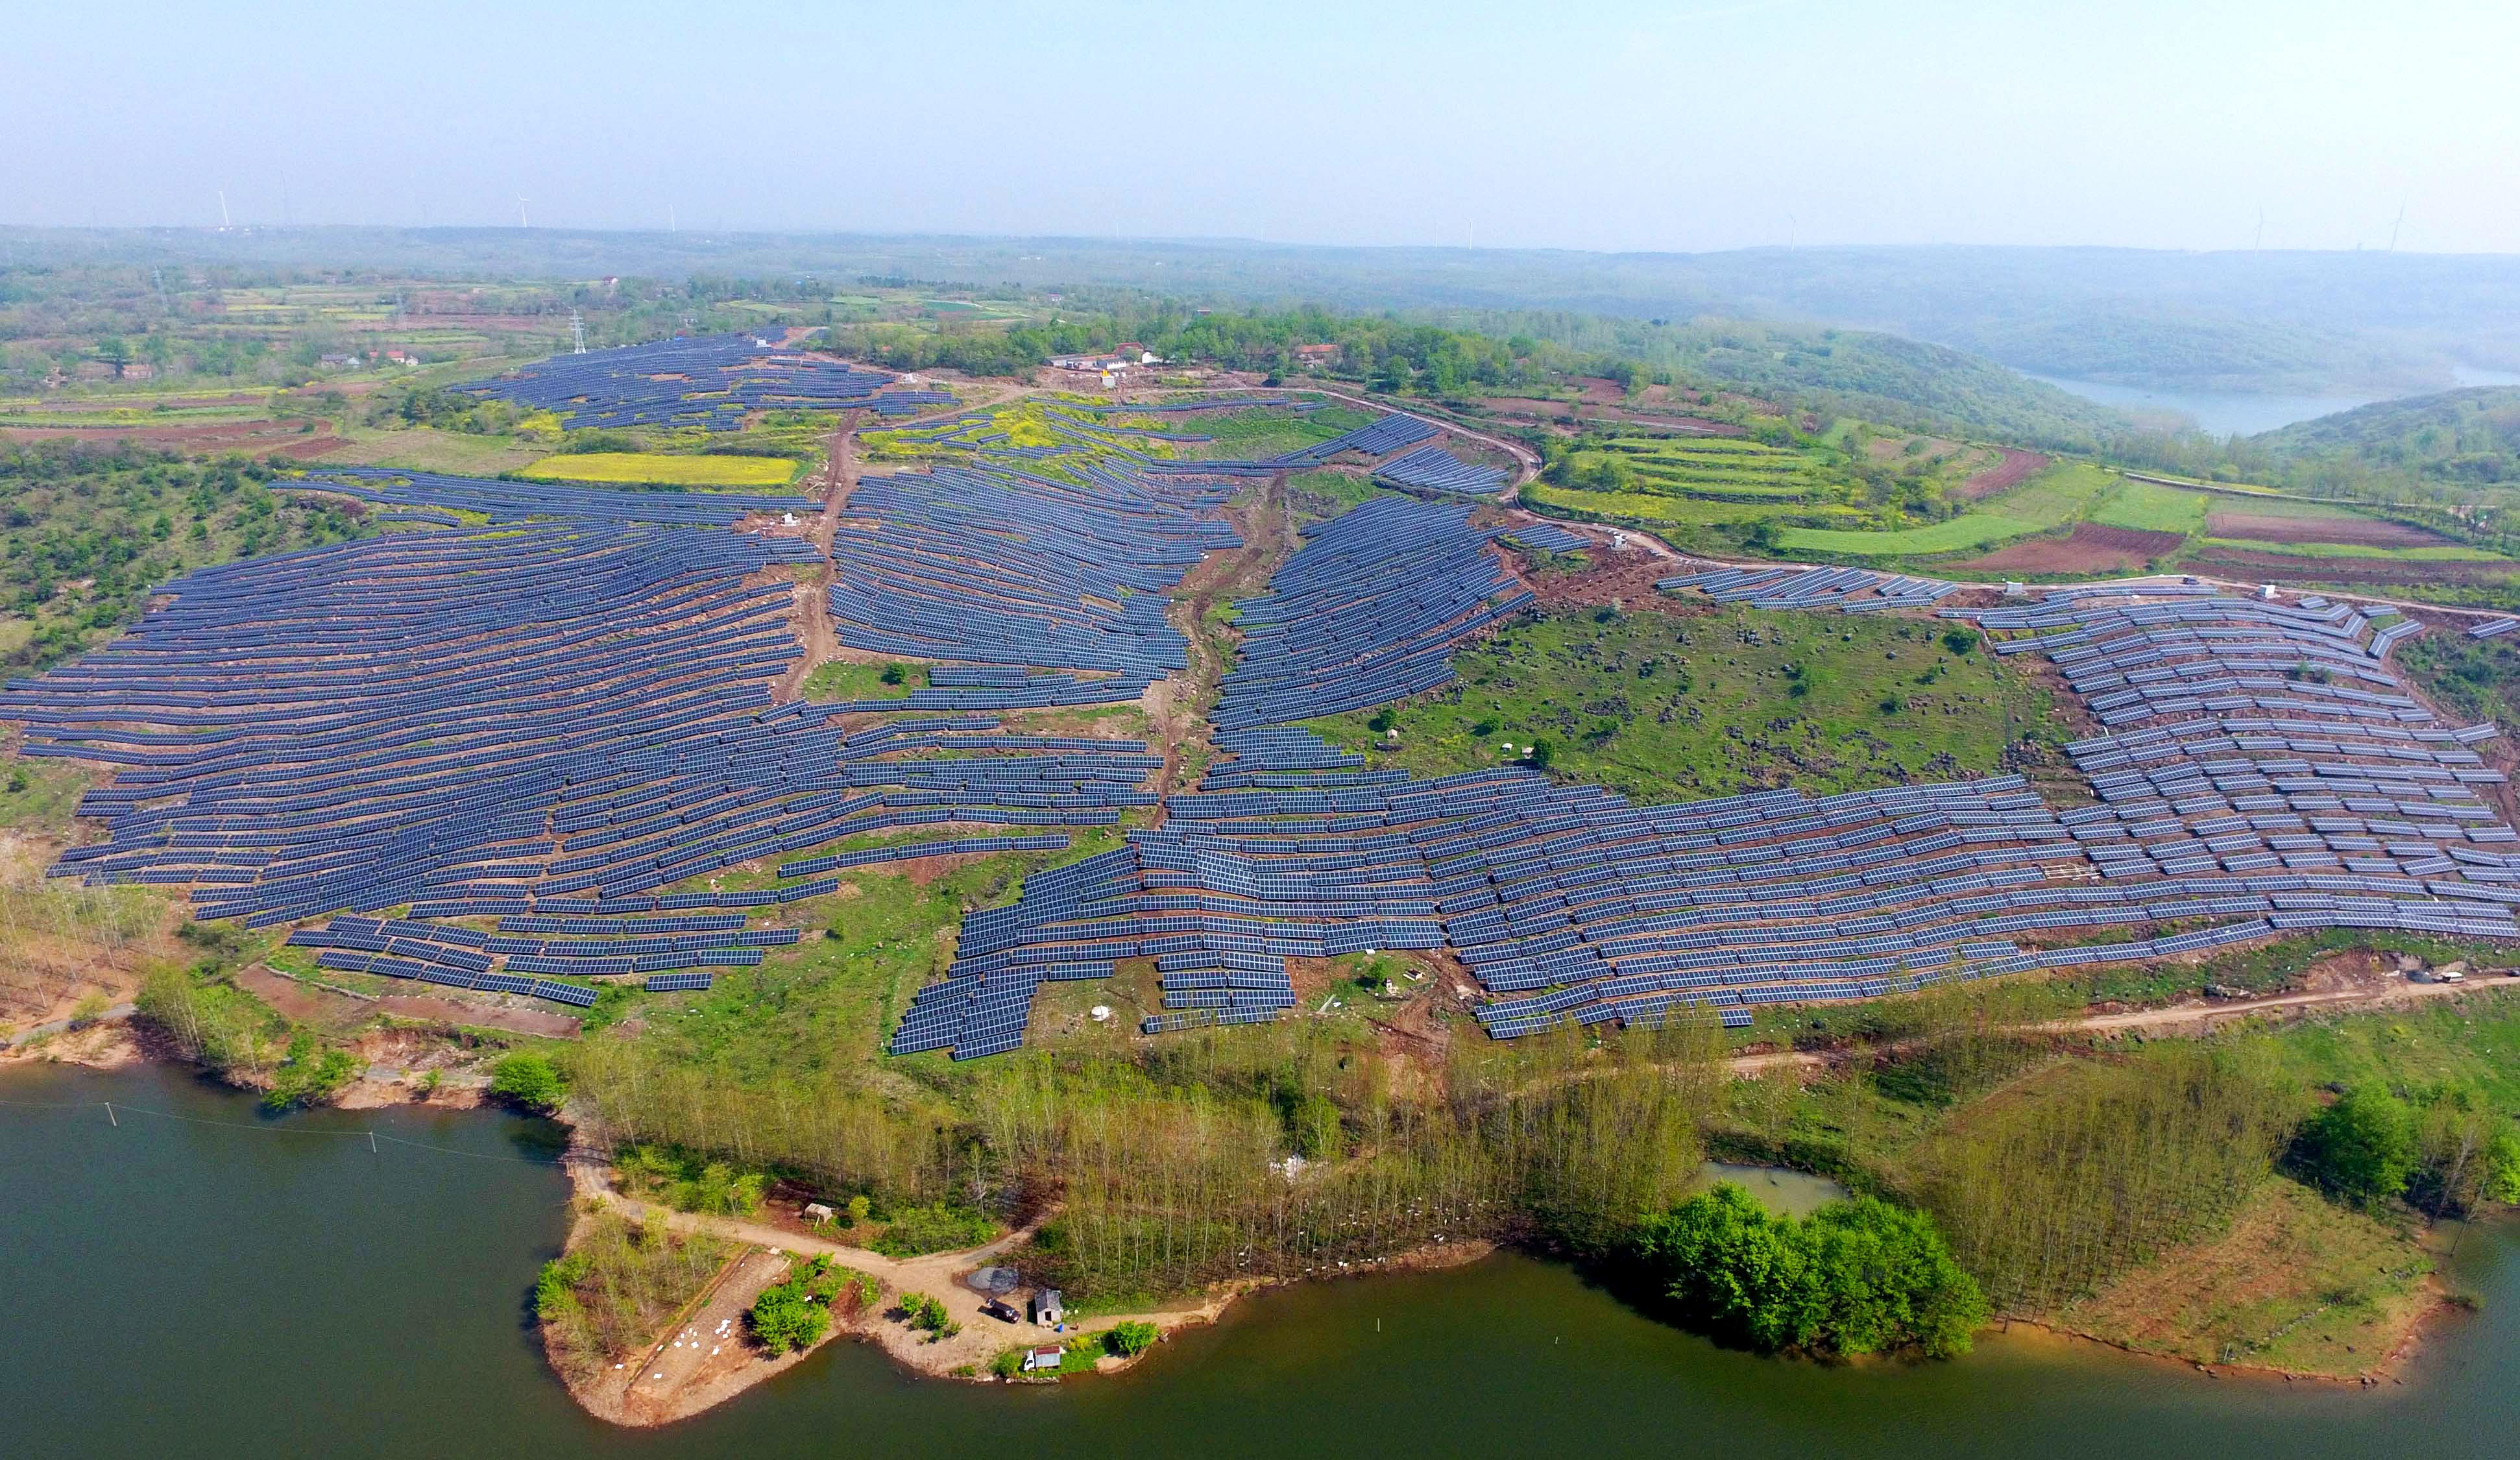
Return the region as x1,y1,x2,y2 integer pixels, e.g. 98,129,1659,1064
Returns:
0,756,99,838
1284,468,1385,524
2090,479,2211,535
518,452,799,488
323,424,550,476
2198,537,2510,563
2400,632,2520,730
1302,606,2054,803
1777,513,2042,556
2057,1176,2434,1375
800,662,923,701
1777,462,2117,557
1163,404,1372,460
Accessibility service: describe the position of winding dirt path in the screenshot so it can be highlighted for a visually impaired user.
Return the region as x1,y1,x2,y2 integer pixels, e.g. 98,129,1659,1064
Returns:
1725,972,2512,1076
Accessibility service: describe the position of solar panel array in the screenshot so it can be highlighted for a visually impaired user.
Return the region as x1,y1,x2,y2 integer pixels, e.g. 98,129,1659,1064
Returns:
4,515,1170,1008
456,332,936,431
289,466,818,528
1659,565,1960,613
892,583,2520,1058
827,459,1239,692
1273,413,1437,467
1372,444,1513,496
2470,617,2517,640
1212,497,1533,729
1503,522,1591,554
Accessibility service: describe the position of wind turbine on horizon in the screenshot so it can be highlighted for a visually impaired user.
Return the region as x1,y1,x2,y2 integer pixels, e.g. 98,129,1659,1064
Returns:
517,197,531,228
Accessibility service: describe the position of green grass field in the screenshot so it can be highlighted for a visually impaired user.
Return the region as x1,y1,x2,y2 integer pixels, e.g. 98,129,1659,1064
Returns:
518,452,799,487
1302,606,2054,803
2089,480,2211,534
1285,468,1386,524
801,661,923,701
324,424,550,476
2198,537,2510,562
1159,404,1372,460
1776,462,2118,557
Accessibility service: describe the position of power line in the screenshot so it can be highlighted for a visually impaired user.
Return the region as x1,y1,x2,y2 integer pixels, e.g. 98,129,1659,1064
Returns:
0,1095,566,1166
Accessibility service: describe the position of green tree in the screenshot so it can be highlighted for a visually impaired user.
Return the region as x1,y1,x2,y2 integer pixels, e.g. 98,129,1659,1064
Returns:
2482,1128,2520,1205
2297,1083,2419,1204
749,1283,831,1354
1105,1320,1159,1357
488,1052,569,1113
1629,1184,1987,1358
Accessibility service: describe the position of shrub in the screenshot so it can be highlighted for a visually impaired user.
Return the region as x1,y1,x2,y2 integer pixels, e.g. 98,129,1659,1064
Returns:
2295,1083,2419,1205
488,1052,568,1113
1629,1184,1988,1359
2483,1129,2520,1205
262,1030,360,1111
1105,1320,1159,1357
749,1258,838,1356
899,1291,958,1340
871,1202,997,1258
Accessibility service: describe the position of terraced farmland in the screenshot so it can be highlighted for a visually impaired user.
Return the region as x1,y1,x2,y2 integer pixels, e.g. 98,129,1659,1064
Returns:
1593,435,1831,499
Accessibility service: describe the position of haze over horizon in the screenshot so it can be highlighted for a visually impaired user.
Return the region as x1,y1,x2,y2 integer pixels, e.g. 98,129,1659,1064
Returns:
10,0,2517,256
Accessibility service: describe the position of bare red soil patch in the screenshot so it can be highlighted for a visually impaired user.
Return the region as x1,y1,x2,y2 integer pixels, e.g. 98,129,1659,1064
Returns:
1516,544,1702,614
3,419,345,458
2207,512,2446,548
1950,447,2051,502
1949,523,2184,575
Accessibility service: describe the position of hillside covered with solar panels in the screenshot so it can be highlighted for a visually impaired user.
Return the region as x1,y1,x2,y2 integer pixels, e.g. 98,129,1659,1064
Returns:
8,335,2519,1072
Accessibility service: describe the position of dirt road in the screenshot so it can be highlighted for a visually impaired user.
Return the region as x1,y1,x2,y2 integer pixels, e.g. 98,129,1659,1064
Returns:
1726,973,2514,1076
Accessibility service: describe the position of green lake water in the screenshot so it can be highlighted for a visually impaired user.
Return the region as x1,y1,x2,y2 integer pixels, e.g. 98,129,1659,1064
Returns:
4,1060,2514,1458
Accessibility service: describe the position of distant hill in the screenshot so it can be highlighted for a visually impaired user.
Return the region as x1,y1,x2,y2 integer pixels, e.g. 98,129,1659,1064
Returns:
8,229,2516,400
2253,387,2520,487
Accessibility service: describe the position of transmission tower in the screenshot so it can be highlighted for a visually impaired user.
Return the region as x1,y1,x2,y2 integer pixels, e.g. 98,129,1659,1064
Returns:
571,310,587,354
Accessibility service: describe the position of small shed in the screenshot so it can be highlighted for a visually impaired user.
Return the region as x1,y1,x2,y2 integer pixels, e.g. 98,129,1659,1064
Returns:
1029,1288,1065,1326
803,1202,836,1223
1022,1346,1063,1372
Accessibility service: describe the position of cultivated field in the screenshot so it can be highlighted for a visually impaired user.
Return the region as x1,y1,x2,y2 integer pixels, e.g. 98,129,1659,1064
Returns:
520,452,802,488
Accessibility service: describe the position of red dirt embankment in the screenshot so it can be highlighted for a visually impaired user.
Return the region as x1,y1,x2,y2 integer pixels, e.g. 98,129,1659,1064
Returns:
1949,523,2184,575
2207,513,2447,548
1950,447,2050,502
3,419,346,459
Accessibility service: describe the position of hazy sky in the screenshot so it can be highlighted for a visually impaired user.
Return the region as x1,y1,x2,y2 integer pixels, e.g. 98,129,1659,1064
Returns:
9,0,2516,254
